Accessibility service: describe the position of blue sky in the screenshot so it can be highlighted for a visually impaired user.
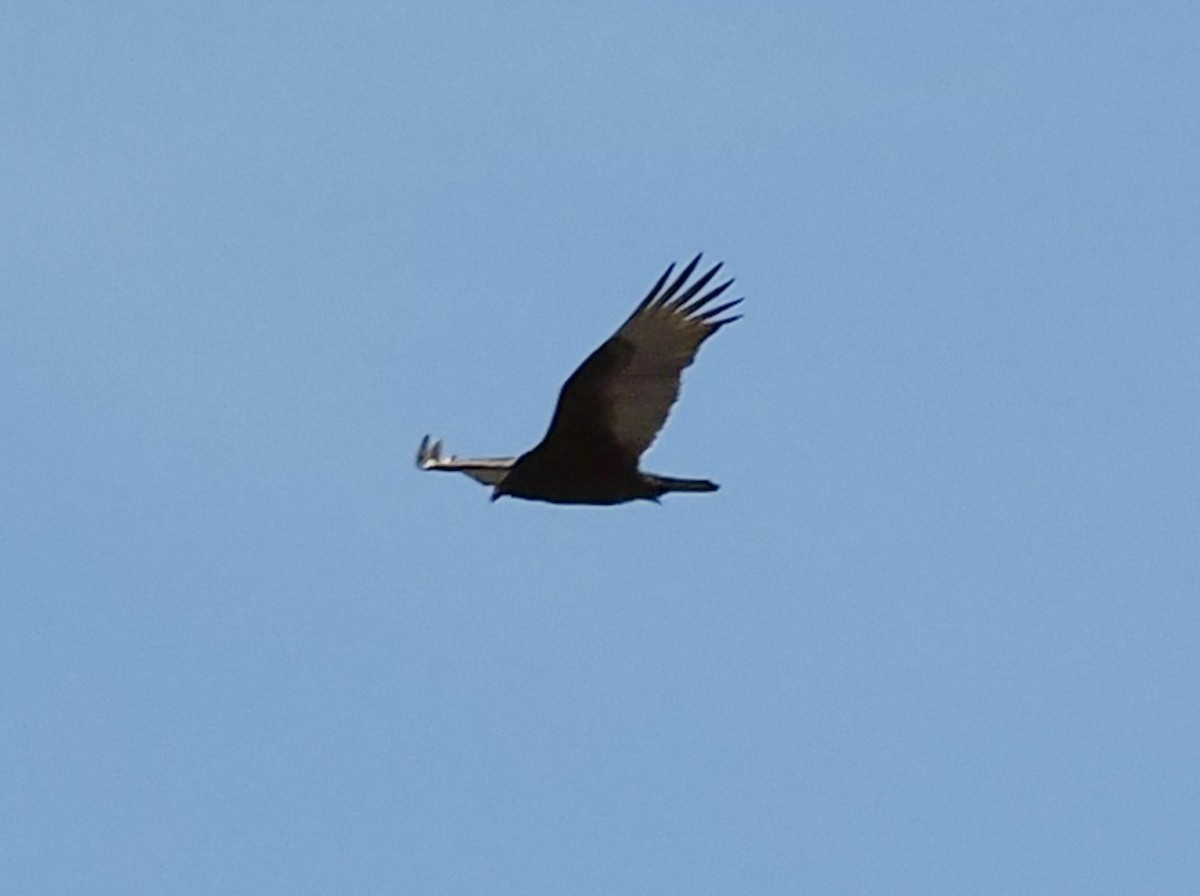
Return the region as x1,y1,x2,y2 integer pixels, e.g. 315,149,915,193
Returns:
3,2,1198,893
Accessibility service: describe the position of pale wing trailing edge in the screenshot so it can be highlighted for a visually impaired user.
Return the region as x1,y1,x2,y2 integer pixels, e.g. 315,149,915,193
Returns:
415,435,515,487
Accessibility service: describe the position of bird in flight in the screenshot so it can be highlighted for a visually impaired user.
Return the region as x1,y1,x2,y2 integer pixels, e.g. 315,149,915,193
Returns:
416,254,743,505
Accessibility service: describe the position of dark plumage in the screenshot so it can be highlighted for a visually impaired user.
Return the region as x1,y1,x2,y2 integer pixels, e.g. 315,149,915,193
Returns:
417,255,743,505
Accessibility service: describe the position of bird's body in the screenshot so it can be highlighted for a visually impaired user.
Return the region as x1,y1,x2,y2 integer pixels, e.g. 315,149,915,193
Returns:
416,255,742,505
498,443,662,505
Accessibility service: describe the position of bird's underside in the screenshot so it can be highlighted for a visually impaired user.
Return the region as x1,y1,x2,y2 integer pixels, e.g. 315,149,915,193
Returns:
416,254,742,506
415,435,716,505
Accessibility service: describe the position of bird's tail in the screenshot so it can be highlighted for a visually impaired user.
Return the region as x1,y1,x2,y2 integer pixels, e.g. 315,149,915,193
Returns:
646,474,719,494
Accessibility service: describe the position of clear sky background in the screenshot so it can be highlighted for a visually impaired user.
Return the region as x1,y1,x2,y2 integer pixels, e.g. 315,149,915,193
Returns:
3,2,1198,894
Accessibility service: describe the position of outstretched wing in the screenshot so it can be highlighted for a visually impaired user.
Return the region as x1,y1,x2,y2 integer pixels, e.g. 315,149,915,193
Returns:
415,435,515,486
540,255,742,459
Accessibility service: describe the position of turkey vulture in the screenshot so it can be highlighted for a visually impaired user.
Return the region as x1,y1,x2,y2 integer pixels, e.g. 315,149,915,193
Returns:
417,254,743,504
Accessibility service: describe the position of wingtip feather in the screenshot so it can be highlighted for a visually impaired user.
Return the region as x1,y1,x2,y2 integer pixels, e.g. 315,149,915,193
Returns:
696,296,744,321
657,254,703,306
668,262,724,309
635,262,676,313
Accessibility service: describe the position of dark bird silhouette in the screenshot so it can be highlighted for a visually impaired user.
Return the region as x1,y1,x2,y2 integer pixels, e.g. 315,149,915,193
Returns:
416,255,743,504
